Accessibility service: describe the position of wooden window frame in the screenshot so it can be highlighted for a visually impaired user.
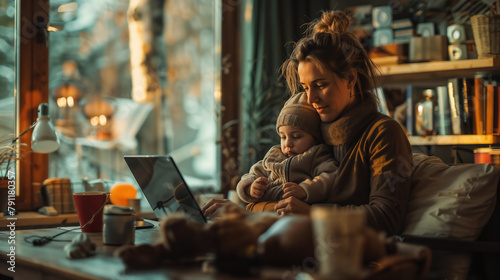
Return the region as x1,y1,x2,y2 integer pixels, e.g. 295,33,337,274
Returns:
220,0,241,196
16,0,239,209
16,0,49,210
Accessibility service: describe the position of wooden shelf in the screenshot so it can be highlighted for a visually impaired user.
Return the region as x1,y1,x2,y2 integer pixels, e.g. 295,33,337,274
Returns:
409,135,500,146
378,58,500,146
378,58,500,86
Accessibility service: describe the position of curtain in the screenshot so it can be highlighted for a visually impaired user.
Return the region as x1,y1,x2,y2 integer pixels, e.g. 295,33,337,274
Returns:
240,0,333,173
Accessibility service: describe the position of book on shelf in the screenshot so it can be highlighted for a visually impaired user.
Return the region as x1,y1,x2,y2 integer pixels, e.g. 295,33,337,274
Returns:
392,18,413,30
406,86,433,136
473,76,484,135
394,36,413,44
394,28,414,38
486,83,495,135
447,78,462,135
495,84,500,135
460,78,473,135
436,85,452,135
406,85,415,135
375,87,390,116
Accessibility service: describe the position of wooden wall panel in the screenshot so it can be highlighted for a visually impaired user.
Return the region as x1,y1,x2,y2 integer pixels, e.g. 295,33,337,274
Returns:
220,0,241,196
17,0,49,210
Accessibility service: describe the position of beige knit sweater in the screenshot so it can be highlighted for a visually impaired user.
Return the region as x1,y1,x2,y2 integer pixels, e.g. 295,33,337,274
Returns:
236,144,338,204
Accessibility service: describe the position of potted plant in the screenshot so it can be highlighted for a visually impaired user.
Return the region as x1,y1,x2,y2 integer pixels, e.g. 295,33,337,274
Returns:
0,136,27,213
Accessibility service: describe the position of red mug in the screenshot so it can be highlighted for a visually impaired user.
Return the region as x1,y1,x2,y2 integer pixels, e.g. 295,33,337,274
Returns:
73,192,109,232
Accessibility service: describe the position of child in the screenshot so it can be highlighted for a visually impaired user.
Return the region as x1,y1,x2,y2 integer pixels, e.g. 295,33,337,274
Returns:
236,92,338,204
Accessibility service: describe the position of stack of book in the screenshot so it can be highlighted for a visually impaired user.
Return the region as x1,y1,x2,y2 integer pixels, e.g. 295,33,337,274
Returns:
393,18,414,44
405,76,500,136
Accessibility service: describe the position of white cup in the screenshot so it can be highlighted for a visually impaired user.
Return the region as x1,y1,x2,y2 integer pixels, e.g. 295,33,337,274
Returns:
103,205,135,246
227,190,241,205
311,205,367,279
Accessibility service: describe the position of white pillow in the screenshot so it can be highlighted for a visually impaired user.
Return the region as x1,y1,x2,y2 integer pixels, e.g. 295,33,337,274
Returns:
404,154,499,280
404,153,499,241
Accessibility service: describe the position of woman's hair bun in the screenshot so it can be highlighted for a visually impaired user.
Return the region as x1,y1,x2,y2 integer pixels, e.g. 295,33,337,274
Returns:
313,10,350,35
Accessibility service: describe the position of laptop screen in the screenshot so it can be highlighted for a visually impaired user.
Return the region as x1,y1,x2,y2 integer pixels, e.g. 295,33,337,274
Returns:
124,155,207,224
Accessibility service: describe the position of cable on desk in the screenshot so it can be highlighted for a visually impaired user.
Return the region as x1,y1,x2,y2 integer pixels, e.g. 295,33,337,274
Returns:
24,227,78,246
24,197,108,247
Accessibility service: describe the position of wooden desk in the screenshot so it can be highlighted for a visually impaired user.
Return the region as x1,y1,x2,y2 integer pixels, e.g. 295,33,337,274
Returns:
0,210,157,231
0,221,287,279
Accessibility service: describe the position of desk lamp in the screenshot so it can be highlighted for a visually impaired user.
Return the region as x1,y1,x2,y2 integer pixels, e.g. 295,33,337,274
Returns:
1,103,59,216
13,103,59,153
30,103,59,153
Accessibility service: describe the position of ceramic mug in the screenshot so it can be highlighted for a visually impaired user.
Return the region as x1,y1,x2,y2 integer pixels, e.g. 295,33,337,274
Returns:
72,192,108,232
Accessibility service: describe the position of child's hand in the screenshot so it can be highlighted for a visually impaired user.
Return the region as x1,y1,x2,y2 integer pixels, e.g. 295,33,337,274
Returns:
282,182,306,200
250,177,269,199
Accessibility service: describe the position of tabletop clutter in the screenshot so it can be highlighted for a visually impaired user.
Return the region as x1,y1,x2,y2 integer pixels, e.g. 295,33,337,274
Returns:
48,181,138,259
38,179,431,279
114,204,431,279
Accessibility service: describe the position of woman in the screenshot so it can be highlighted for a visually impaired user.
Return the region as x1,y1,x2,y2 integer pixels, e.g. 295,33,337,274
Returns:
118,10,415,270
205,10,412,236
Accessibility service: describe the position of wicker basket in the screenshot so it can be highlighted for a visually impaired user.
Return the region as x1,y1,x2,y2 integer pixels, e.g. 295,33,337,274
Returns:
471,14,500,58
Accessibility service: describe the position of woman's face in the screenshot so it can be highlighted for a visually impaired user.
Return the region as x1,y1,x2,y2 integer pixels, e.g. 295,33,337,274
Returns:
298,61,356,122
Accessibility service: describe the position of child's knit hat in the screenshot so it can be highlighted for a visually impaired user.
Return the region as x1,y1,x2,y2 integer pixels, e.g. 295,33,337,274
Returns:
276,92,322,142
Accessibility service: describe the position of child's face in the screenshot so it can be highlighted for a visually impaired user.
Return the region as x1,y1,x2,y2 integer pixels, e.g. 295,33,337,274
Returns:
278,125,317,157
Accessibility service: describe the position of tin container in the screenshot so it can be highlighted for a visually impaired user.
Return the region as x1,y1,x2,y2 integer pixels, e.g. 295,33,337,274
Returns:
474,148,492,164
103,205,135,245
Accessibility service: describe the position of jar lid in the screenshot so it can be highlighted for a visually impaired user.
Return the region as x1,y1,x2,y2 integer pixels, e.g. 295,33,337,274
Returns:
104,205,135,215
423,89,435,98
474,148,492,153
490,149,500,155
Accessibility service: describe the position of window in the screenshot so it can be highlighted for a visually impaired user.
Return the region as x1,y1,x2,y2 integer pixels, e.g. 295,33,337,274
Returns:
0,0,16,178
10,0,222,210
0,0,16,149
47,0,220,192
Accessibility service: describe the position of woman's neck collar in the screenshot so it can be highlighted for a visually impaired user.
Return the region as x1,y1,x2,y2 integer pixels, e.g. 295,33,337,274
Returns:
321,98,378,146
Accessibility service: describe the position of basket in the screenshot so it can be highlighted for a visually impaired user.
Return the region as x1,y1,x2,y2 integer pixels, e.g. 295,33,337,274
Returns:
471,14,500,58
41,178,76,214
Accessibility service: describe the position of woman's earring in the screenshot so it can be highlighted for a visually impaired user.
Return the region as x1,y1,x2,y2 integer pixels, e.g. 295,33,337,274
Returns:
349,89,353,98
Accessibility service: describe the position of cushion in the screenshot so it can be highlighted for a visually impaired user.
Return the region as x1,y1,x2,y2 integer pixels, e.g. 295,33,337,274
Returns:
404,153,500,280
404,153,499,240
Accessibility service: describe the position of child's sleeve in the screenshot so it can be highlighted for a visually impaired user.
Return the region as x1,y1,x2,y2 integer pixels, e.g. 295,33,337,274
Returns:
300,148,339,203
259,185,285,201
236,160,267,203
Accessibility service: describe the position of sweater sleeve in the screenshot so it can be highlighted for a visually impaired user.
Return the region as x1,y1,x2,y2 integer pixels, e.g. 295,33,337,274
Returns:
300,158,339,203
362,117,412,235
299,146,339,203
236,160,269,203
259,184,285,201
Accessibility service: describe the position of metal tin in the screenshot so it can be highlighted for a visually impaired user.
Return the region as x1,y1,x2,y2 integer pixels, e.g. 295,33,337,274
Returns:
474,148,492,164
103,205,135,245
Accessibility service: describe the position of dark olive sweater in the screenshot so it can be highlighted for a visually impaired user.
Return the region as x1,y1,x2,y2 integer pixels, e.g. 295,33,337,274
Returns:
320,99,413,235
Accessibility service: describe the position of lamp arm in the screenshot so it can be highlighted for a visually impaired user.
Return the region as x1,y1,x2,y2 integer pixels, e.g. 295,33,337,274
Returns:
10,121,38,144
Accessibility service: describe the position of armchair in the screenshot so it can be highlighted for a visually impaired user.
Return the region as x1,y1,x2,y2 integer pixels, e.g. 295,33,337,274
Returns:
401,185,500,280
400,154,500,280
242,153,500,279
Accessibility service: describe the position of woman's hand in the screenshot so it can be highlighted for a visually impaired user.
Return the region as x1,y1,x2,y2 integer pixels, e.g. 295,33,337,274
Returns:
201,198,241,219
274,196,311,216
282,182,306,200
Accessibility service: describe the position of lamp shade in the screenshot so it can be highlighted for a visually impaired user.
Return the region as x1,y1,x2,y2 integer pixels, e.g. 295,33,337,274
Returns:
31,103,59,153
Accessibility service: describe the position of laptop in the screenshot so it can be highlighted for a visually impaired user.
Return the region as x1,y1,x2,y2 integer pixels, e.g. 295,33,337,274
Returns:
124,155,207,224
